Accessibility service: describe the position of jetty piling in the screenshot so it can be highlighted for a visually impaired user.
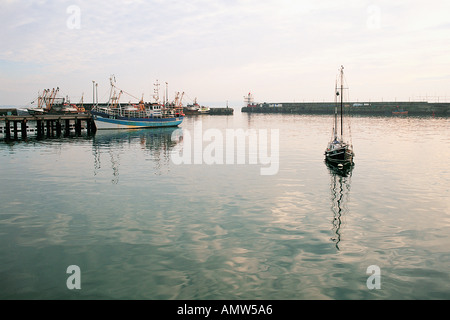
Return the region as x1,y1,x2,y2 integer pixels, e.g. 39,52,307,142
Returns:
21,119,27,138
5,120,10,140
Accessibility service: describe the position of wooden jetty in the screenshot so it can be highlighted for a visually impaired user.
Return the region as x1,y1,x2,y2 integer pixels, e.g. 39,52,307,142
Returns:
0,113,96,140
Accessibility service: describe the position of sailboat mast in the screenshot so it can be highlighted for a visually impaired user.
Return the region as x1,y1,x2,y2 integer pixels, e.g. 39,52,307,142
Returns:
334,80,338,139
340,65,344,138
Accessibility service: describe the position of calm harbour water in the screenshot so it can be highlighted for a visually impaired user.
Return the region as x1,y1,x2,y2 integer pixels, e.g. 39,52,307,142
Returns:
0,111,449,300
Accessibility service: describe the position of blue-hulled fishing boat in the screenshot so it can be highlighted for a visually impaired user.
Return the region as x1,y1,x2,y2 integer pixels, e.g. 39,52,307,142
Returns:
91,76,184,130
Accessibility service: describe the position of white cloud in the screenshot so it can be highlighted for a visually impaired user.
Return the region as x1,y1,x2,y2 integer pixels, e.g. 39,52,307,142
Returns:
1,0,450,105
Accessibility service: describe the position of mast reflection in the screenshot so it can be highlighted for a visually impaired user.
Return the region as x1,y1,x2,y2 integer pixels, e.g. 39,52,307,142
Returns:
326,161,353,250
92,128,182,184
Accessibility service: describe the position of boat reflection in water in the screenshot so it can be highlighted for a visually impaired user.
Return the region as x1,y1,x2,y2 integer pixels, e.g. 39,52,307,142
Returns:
325,160,353,250
92,127,182,184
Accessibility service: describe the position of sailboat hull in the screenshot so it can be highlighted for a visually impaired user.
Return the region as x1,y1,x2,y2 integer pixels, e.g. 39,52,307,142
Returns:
325,146,354,164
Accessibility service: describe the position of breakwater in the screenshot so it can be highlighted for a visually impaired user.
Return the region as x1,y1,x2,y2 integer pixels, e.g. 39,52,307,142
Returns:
242,101,450,116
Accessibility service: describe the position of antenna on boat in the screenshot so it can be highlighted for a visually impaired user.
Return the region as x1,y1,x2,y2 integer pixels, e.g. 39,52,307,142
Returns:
165,82,169,107
92,81,95,105
153,80,160,104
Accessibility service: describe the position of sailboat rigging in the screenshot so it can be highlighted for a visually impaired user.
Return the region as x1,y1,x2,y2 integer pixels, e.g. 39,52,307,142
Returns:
324,65,354,166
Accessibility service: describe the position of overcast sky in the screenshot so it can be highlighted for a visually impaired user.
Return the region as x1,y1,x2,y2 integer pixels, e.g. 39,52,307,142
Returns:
1,0,449,107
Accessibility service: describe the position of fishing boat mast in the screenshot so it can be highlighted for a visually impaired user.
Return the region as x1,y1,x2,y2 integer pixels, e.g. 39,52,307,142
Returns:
108,75,122,109
153,80,161,104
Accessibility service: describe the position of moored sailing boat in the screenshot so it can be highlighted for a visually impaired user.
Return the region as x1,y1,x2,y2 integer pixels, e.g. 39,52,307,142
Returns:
91,76,184,130
325,66,354,166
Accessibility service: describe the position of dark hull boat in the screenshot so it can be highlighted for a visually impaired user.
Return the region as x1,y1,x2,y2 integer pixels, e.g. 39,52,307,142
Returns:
325,65,354,166
325,141,354,164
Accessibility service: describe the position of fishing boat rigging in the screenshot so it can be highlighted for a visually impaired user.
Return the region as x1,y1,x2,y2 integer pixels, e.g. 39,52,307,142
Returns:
90,76,184,130
27,87,85,114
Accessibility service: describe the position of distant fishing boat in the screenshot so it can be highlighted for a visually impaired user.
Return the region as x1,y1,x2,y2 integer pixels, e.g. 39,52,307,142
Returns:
324,65,354,166
186,98,210,114
186,103,199,113
27,87,84,115
198,105,210,114
244,92,259,107
392,107,408,115
91,76,184,130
